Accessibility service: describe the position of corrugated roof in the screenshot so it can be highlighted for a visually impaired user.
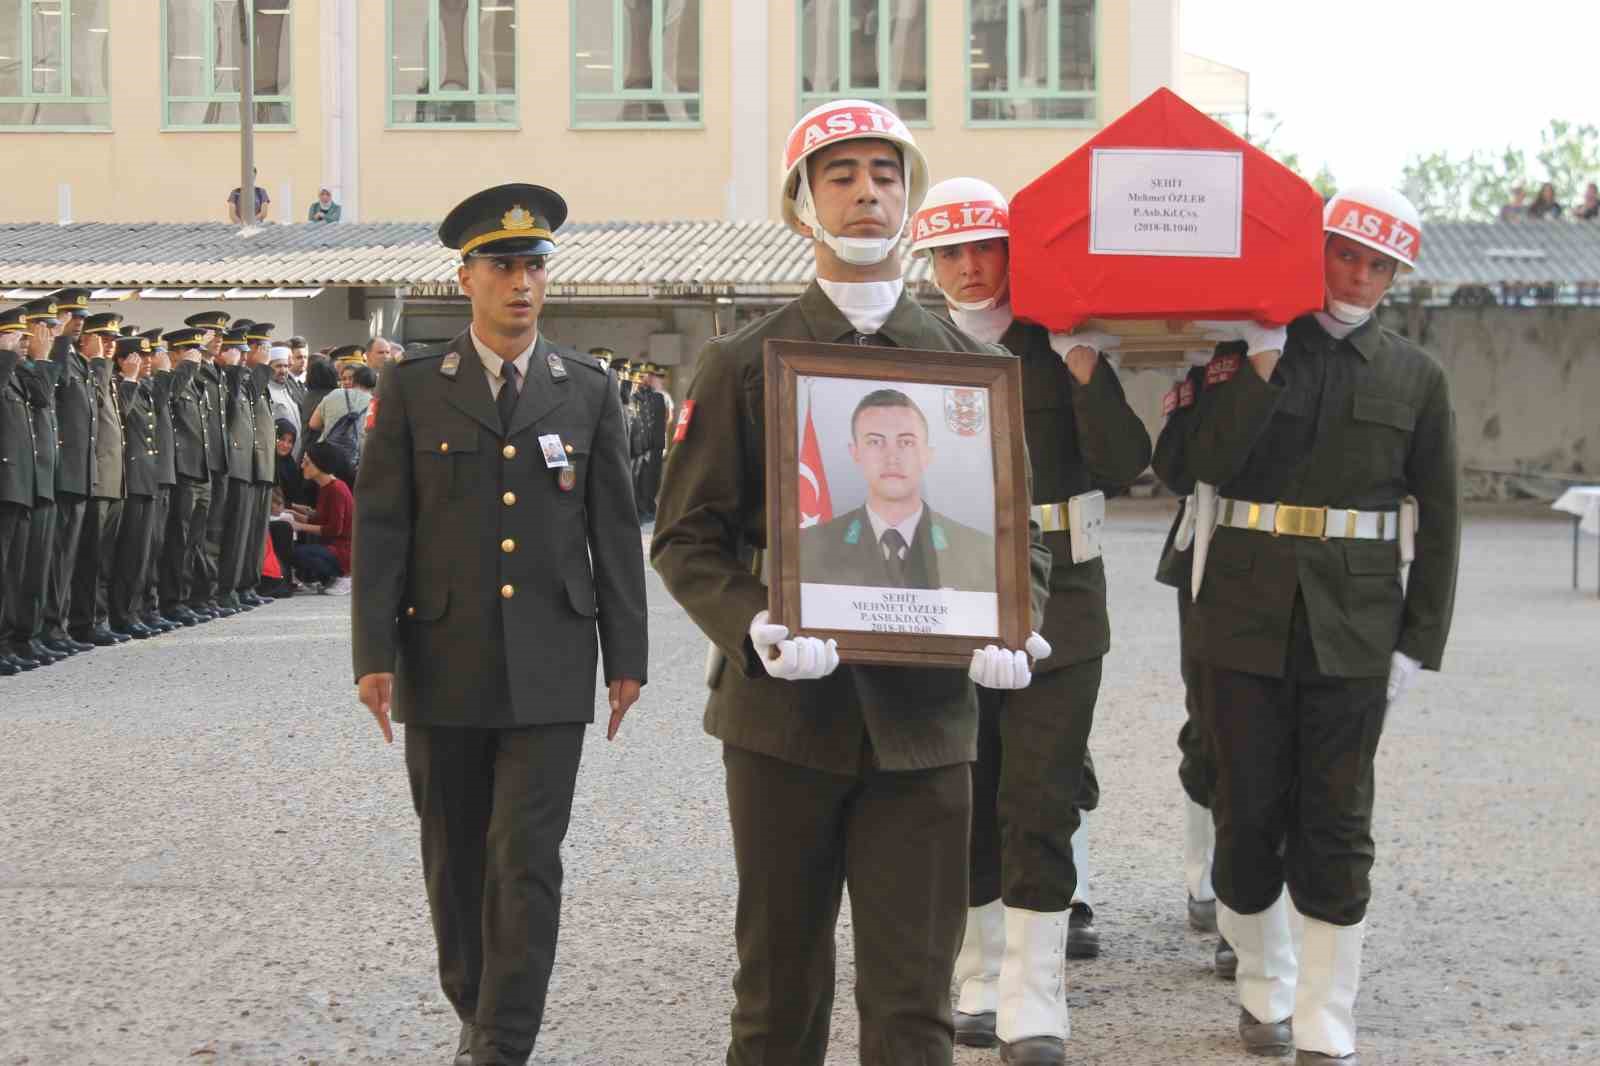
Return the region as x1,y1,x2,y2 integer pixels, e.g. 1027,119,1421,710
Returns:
1,218,1594,298
0,219,937,297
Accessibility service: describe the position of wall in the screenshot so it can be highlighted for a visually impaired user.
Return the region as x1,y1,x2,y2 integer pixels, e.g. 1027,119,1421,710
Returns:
1381,305,1600,488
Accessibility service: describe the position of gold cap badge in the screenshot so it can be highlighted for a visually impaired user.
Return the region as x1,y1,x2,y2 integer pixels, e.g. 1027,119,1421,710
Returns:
502,206,535,231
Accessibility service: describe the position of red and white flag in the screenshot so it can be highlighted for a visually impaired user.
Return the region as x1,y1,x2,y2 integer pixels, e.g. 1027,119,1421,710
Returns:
798,398,832,528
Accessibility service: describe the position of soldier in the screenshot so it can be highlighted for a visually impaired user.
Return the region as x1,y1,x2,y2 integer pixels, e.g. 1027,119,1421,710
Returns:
68,310,129,647
109,336,160,639
7,308,68,667
42,297,99,656
139,338,182,632
160,329,215,627
238,322,280,607
0,304,47,676
1181,187,1460,1064
187,311,235,619
910,177,1152,1063
651,100,1053,1066
351,183,648,1066
214,325,257,612
630,362,665,521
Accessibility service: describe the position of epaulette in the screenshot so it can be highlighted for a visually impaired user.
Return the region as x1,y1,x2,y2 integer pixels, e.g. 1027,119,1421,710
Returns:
400,343,450,366
557,347,607,375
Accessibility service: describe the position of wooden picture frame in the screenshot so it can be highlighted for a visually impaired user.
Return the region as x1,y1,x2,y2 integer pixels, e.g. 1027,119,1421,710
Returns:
764,339,1030,668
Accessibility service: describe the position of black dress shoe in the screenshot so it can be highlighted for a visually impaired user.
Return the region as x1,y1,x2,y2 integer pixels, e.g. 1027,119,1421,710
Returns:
955,1010,998,1048
28,639,66,663
97,625,131,645
169,607,202,627
68,636,96,651
1066,900,1100,959
9,648,42,670
143,614,179,634
1000,1036,1066,1064
1215,935,1237,980
127,622,155,639
0,655,18,677
239,592,267,607
42,638,79,657
212,605,239,618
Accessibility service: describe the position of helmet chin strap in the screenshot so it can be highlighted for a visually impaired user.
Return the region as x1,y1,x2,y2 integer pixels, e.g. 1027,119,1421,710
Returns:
795,165,904,268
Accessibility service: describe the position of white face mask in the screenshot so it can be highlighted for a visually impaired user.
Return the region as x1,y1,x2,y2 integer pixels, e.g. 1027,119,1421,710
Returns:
1325,294,1376,326
945,275,1009,313
949,303,1014,345
793,163,905,267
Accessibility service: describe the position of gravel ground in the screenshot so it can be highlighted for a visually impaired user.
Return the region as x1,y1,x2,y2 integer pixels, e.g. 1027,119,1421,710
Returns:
1,502,1595,1066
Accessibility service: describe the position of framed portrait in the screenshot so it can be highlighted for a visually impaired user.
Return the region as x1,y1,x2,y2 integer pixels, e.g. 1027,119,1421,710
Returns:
764,339,1030,668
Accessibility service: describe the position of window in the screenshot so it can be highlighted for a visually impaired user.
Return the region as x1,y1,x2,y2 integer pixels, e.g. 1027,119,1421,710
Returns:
798,0,926,122
572,0,700,126
967,0,1095,125
0,0,111,128
389,0,517,126
163,0,293,128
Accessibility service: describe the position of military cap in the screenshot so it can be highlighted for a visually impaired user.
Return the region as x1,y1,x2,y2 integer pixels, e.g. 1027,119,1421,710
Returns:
21,297,60,323
113,336,149,358
118,324,140,338
0,305,26,333
140,327,165,346
231,318,255,333
82,311,123,334
185,310,231,330
49,288,92,316
438,182,567,259
221,326,250,346
163,327,203,350
245,321,274,343
328,343,364,363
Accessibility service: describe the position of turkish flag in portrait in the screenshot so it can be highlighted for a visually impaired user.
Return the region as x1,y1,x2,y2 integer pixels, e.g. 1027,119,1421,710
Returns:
798,400,832,528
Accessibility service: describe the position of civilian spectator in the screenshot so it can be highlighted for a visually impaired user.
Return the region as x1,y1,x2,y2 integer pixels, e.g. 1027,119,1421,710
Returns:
264,421,303,598
301,356,339,425
308,363,376,443
287,337,310,380
1528,182,1563,220
274,419,311,508
227,168,272,223
266,346,306,456
307,188,342,223
287,441,354,595
364,336,394,372
1500,185,1528,221
1576,182,1599,221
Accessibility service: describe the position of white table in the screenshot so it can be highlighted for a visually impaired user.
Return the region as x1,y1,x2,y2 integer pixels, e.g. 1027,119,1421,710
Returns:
1552,486,1600,597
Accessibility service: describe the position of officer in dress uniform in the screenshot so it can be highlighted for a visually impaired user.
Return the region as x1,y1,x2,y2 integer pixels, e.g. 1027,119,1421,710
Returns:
109,336,160,639
238,321,280,606
0,303,45,676
8,313,67,667
908,178,1152,1064
651,100,1053,1066
351,183,648,1066
187,312,234,619
42,298,101,655
1181,187,1460,1065
214,325,258,612
68,310,129,647
160,329,214,626
139,338,182,631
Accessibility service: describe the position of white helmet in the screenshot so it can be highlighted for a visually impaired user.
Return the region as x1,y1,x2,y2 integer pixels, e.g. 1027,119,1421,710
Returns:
781,98,930,267
911,176,1012,311
1323,185,1422,273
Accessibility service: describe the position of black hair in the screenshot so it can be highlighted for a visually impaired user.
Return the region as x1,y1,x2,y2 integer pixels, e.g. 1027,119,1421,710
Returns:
303,440,353,484
304,358,340,391
850,388,928,439
275,418,297,441
350,365,378,389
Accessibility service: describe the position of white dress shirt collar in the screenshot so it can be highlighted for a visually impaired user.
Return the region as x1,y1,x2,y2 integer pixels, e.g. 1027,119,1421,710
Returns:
470,325,538,396
865,503,924,557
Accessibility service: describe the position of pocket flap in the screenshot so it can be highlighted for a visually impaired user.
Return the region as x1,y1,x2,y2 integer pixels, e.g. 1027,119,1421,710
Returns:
1352,394,1416,431
403,587,449,622
564,573,597,617
414,428,479,455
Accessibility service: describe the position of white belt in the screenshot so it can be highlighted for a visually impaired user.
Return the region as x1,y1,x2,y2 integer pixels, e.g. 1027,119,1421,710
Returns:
1217,498,1398,541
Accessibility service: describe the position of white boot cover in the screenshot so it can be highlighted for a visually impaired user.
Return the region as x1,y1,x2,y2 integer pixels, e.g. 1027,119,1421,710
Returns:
1294,918,1364,1058
1217,894,1298,1025
1184,798,1216,902
955,899,1005,1015
997,907,1070,1042
1070,817,1090,906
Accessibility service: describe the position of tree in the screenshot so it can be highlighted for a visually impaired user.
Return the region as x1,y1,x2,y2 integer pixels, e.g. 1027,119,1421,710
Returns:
1223,111,1338,200
1398,120,1599,221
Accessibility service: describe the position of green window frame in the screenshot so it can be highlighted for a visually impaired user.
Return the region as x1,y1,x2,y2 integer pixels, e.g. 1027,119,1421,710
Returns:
387,0,518,128
161,0,294,130
965,0,1096,127
796,0,928,124
0,0,111,129
570,0,702,128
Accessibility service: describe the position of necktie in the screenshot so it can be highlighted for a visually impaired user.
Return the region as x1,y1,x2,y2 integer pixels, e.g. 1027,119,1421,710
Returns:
880,529,908,588
497,361,520,431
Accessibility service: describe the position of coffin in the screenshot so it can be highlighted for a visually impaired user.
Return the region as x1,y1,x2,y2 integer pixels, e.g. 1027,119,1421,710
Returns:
1009,88,1325,367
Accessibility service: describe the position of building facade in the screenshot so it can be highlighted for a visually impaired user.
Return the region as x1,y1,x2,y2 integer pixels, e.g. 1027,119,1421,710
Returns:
1,0,1181,224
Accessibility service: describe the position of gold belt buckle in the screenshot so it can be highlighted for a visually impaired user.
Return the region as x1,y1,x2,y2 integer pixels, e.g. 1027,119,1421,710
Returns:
1273,504,1326,539
1034,503,1067,533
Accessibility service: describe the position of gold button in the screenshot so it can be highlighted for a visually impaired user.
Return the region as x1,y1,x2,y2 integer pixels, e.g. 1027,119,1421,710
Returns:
501,491,516,506
500,584,514,599
501,538,515,553
406,606,416,617
502,444,516,459
439,441,450,454
564,443,574,454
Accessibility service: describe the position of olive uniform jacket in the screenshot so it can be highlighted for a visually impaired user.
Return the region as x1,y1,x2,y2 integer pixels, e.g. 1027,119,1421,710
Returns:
799,504,996,592
118,377,159,499
50,339,98,498
1181,315,1460,679
197,361,230,478
89,356,124,501
19,361,59,504
149,372,178,488
221,364,255,483
651,283,1053,776
1001,320,1151,669
248,365,276,486
0,350,39,507
351,330,648,727
168,361,210,482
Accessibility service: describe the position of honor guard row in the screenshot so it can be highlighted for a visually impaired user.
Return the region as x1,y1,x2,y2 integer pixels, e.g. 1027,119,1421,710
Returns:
0,295,291,677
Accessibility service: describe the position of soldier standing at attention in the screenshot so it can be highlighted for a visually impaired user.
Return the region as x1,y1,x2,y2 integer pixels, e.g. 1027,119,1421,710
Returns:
911,177,1152,1064
651,100,1053,1066
352,183,648,1066
42,295,100,655
68,310,129,647
9,311,67,666
109,336,159,640
159,329,214,627
0,304,47,676
188,313,234,619
214,325,257,612
1182,187,1460,1064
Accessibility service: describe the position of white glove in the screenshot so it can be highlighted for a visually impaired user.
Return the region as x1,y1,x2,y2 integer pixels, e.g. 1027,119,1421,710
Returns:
968,633,1052,690
1386,651,1421,706
1047,330,1118,360
749,610,839,681
1194,320,1288,356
